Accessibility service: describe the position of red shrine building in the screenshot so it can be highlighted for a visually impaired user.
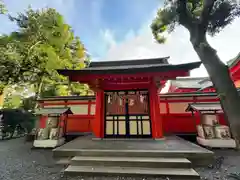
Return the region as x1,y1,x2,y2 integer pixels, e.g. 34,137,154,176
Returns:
55,57,201,139
34,55,239,148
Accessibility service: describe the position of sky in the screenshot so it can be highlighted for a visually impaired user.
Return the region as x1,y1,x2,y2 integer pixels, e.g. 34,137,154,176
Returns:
1,0,240,77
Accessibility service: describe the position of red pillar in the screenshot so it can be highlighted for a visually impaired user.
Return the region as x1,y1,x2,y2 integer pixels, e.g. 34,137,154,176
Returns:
93,90,104,138
149,80,163,139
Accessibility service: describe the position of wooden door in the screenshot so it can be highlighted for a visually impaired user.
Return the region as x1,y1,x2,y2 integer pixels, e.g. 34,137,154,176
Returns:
104,90,151,138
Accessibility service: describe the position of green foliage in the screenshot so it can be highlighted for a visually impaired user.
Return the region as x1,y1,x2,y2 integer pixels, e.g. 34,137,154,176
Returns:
21,96,36,111
0,0,7,14
151,0,240,43
0,7,90,101
0,84,5,94
1,109,36,135
40,85,57,97
0,35,22,84
70,83,91,96
40,82,93,97
7,8,86,83
2,84,35,109
3,94,22,109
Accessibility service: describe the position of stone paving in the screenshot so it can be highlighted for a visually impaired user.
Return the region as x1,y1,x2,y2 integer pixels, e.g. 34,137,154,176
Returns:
0,137,239,180
55,135,211,153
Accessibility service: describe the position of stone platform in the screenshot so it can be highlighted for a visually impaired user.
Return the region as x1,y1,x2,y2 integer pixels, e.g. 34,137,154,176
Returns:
53,136,214,179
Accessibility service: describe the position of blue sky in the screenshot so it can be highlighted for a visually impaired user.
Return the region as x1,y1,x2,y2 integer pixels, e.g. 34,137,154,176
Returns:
0,0,161,59
1,0,240,77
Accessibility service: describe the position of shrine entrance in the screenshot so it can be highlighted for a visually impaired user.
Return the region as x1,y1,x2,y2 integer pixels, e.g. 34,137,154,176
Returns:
104,90,151,138
58,57,201,138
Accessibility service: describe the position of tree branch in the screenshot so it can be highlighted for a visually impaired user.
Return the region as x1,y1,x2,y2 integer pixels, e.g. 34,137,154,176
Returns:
27,41,42,56
177,0,195,30
200,0,215,33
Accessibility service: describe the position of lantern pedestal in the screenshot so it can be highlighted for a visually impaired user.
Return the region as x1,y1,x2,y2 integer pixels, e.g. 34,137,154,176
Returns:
197,137,236,148
33,137,65,148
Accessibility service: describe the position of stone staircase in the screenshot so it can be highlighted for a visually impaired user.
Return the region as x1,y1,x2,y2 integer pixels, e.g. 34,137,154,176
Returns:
54,149,202,179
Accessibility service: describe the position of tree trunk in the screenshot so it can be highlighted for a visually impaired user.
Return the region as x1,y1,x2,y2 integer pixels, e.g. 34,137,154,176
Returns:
191,38,240,149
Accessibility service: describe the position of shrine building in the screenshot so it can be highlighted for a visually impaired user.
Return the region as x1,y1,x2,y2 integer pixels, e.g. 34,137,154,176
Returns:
57,57,201,139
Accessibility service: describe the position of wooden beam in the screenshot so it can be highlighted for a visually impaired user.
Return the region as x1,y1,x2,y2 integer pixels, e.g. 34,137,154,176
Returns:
69,70,190,83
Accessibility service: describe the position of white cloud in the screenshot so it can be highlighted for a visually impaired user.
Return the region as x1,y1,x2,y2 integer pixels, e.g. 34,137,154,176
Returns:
100,29,116,48
103,9,240,77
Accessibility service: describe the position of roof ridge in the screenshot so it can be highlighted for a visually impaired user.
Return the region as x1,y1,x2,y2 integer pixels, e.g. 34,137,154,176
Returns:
89,57,170,67
174,77,207,81
91,56,170,63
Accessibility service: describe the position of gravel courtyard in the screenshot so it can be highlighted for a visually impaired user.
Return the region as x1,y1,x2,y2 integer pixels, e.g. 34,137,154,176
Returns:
0,138,239,180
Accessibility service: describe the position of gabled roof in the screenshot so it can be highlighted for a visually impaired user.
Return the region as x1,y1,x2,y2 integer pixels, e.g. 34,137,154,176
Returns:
89,57,170,67
198,77,210,84
34,107,73,115
58,57,201,75
186,103,222,112
198,81,213,91
170,77,207,89
38,96,95,101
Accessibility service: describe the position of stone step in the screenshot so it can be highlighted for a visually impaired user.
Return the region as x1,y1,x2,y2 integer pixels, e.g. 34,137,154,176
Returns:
64,165,200,180
53,149,214,166
55,157,72,165
71,156,192,168
53,148,213,158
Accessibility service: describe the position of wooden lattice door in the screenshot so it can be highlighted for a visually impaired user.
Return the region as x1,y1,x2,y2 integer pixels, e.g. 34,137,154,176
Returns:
105,90,151,138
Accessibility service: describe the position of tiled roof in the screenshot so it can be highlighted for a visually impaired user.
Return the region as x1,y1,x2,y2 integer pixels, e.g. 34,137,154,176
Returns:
161,88,240,97
38,96,95,101
170,77,207,89
186,103,222,112
34,107,73,115
58,59,202,75
89,57,170,67
198,81,213,91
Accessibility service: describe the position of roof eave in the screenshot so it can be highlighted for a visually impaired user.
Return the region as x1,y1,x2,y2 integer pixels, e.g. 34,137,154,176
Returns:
57,61,202,76
37,96,95,101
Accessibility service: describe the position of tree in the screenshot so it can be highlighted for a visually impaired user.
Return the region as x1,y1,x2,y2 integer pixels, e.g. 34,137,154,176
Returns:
1,7,88,106
0,0,6,14
151,0,240,147
3,94,22,109
0,34,21,94
0,1,8,94
1,108,35,137
21,96,36,111
2,85,21,109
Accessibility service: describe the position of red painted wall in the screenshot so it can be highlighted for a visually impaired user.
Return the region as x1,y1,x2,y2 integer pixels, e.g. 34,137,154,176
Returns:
38,93,227,136
39,99,95,135
66,115,93,133
159,95,225,135
172,88,199,93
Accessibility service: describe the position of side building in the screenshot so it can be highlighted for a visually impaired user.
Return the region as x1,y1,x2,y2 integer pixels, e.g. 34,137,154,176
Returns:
167,52,240,93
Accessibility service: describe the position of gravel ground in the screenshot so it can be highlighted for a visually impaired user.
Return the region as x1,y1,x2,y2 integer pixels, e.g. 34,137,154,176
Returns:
0,138,239,180
196,149,240,180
